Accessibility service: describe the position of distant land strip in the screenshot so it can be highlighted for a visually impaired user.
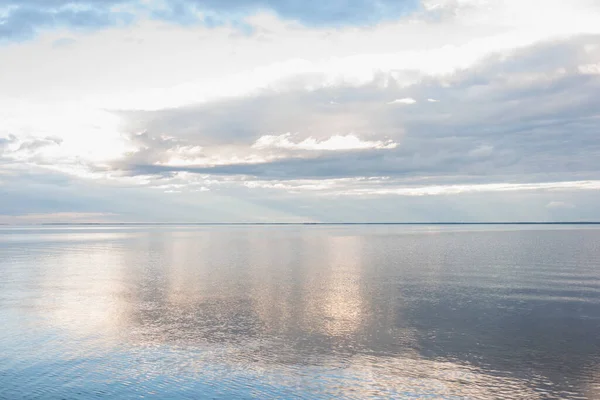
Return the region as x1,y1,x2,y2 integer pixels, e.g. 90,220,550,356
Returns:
13,222,600,226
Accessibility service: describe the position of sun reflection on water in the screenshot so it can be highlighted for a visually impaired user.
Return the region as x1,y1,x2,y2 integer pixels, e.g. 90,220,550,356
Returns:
2,225,600,399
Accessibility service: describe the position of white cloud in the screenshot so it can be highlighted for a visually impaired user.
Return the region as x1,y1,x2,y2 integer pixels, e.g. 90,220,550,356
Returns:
388,98,417,105
4,0,597,111
0,102,128,164
547,201,576,209
252,134,398,151
578,63,600,75
336,181,600,197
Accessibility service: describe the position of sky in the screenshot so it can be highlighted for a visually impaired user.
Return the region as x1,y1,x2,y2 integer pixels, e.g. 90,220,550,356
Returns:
1,0,600,223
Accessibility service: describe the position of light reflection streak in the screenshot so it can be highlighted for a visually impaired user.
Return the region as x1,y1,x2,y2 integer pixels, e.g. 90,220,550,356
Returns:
6,225,599,399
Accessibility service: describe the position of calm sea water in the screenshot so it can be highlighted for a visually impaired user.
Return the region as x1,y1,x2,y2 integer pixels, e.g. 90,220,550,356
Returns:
1,225,599,399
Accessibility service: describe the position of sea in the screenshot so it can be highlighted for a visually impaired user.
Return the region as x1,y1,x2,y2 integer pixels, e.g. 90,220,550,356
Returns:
1,224,599,399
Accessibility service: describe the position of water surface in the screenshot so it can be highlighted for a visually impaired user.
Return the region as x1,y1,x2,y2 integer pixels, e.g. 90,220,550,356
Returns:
1,225,599,399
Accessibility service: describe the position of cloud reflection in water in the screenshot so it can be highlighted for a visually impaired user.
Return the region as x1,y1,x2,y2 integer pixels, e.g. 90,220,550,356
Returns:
1,225,600,398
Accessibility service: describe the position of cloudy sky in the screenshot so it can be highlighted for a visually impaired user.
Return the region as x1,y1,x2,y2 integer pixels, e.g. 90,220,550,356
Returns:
1,0,600,223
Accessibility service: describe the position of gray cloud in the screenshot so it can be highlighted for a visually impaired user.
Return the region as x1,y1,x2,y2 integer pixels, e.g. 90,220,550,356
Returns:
0,164,316,222
121,80,402,146
113,35,600,187
17,136,63,152
4,164,600,223
0,135,63,164
120,131,204,166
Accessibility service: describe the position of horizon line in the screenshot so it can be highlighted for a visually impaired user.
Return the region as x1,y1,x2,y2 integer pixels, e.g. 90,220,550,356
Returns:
2,222,600,226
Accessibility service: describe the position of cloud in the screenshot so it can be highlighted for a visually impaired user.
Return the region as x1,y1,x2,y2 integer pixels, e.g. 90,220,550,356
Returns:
1,134,59,152
0,1,135,41
2,0,600,44
0,0,420,41
579,63,600,75
547,201,576,209
110,35,600,193
468,145,494,158
0,135,63,164
52,37,77,48
252,134,397,151
388,98,417,105
120,82,404,147
2,2,600,222
0,212,117,224
118,131,204,166
17,136,63,152
149,0,420,28
0,134,16,149
343,181,600,197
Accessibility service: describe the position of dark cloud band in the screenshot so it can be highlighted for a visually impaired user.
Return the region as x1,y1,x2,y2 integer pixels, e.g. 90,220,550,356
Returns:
109,36,600,186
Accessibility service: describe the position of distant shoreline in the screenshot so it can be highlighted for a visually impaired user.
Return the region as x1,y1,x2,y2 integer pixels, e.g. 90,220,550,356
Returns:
3,222,600,226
